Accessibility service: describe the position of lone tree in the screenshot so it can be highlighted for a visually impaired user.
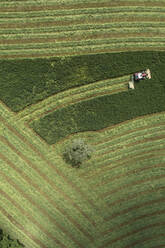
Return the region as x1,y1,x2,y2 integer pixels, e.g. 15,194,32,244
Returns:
63,138,94,168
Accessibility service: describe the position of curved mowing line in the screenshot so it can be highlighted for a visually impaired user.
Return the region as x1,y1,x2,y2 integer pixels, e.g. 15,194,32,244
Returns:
88,131,165,161
27,82,127,124
1,1,165,12
57,111,165,148
123,233,165,248
102,209,165,236
17,77,128,121
83,146,165,180
0,170,85,248
85,154,164,186
0,136,95,241
0,188,67,248
83,136,165,178
88,132,165,169
99,222,165,248
91,121,165,146
17,76,128,120
94,163,165,188
0,205,47,248
101,174,165,200
0,116,98,215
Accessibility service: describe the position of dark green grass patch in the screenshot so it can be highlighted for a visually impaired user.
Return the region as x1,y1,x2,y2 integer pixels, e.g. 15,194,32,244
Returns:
0,51,163,112
31,54,165,144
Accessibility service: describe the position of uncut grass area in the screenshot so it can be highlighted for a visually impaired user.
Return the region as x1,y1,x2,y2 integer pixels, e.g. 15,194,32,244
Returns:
0,50,164,112
30,51,165,144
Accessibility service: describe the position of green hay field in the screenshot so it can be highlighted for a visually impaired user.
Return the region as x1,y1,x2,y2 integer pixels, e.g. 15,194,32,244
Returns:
0,1,165,248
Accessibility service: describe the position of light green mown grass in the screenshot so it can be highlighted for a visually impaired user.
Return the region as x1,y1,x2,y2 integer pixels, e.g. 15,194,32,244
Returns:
2,37,165,52
1,98,164,247
0,0,165,247
1,6,165,19
0,0,165,58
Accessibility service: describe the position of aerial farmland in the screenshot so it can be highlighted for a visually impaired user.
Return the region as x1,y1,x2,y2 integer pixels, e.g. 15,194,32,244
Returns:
0,0,165,248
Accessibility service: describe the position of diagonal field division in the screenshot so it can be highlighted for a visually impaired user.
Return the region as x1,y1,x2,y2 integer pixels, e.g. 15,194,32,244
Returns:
0,0,165,248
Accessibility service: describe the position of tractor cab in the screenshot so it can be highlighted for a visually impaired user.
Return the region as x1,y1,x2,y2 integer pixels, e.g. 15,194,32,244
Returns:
134,71,148,81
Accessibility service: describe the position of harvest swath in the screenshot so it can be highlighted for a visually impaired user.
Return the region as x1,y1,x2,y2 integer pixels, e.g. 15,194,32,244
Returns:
1,0,165,58
0,0,165,248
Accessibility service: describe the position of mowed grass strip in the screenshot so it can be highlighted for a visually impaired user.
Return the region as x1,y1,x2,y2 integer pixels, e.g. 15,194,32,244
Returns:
1,42,165,59
1,23,165,36
2,29,165,44
1,46,165,59
0,114,102,223
0,188,68,248
1,27,165,41
123,234,165,248
0,170,78,248
83,144,165,185
1,1,165,12
0,205,47,248
100,202,165,241
0,136,95,243
2,37,165,52
1,6,165,19
97,183,165,245
0,132,99,247
99,222,165,248
85,128,165,176
79,117,165,178
0,125,99,230
1,13,165,30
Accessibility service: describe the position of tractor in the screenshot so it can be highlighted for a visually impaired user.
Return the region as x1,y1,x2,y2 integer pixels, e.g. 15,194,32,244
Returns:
133,68,151,82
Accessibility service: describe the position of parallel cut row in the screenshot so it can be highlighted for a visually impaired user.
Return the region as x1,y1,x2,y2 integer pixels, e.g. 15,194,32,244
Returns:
0,1,165,57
